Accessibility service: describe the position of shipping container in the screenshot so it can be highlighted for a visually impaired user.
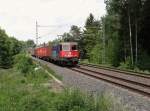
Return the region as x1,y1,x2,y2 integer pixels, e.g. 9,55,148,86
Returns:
34,46,51,59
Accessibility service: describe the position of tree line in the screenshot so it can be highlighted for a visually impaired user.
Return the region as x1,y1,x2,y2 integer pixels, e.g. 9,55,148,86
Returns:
53,0,150,70
0,28,35,68
104,0,150,70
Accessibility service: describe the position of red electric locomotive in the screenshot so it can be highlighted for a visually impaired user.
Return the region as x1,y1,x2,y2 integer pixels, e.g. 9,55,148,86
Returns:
33,42,79,66
51,42,79,65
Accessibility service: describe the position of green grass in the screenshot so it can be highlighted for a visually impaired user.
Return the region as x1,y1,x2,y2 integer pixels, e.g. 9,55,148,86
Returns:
0,68,130,111
0,68,52,111
0,53,130,111
38,62,62,80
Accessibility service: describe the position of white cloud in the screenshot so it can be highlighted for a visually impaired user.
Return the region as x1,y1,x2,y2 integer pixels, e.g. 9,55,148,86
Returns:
0,0,106,44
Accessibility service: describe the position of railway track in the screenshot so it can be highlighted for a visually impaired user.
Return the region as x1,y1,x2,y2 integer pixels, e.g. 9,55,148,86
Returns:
80,63,150,78
33,57,150,97
71,65,150,97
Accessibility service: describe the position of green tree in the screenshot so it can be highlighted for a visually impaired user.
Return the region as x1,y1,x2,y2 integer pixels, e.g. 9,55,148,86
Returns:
26,39,35,48
104,0,150,70
83,13,101,60
62,32,72,42
10,37,23,55
0,29,12,68
0,28,23,68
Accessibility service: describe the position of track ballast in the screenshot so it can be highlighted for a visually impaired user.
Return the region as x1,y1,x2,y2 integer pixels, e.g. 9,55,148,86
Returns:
71,64,150,97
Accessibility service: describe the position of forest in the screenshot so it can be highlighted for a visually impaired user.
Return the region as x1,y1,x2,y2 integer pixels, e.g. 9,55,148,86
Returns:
53,0,150,71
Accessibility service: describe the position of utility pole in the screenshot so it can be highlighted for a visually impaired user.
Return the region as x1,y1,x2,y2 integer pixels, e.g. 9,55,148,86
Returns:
36,21,38,46
35,23,66,46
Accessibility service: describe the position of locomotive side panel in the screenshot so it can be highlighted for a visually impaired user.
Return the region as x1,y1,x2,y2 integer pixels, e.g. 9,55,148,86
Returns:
51,45,60,61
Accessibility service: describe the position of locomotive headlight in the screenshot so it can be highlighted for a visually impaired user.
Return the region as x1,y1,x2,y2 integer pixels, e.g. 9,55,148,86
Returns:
65,52,71,57
68,52,71,55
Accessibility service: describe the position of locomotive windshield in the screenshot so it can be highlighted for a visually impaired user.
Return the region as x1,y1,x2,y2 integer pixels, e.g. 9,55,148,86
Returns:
62,45,70,51
71,45,77,50
60,43,78,51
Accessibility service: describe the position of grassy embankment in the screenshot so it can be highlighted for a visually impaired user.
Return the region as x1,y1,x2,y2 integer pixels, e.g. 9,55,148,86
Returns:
0,54,130,111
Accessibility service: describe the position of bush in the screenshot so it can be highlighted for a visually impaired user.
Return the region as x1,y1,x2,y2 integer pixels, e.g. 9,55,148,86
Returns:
26,68,50,84
20,97,49,111
51,89,127,111
118,57,133,70
52,89,95,111
14,53,35,74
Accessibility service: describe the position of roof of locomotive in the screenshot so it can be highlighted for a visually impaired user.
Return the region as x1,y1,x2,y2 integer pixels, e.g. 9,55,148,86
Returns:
59,42,78,45
36,42,78,48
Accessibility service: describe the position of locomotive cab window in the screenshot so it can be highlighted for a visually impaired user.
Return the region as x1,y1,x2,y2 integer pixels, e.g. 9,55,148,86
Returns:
71,45,77,50
62,45,70,51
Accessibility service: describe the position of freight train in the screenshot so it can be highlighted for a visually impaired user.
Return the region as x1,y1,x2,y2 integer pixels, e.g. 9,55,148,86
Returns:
32,42,79,66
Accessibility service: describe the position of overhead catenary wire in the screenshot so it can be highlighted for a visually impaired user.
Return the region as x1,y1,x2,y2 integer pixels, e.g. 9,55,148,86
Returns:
35,21,72,46
35,21,102,46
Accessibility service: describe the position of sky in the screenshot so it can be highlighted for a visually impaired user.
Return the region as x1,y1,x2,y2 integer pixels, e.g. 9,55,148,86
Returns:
0,0,106,44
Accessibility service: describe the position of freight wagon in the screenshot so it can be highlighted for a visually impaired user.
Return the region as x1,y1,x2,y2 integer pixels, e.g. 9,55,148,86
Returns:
34,46,51,61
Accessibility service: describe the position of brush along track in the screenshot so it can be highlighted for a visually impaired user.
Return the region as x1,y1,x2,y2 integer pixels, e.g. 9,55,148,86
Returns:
70,66,150,97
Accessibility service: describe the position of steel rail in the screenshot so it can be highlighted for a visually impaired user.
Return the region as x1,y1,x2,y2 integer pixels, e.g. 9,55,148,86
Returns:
77,67,150,88
79,63,150,79
71,67,150,98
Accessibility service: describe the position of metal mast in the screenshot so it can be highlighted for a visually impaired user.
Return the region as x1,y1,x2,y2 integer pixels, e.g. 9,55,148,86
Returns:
36,21,38,46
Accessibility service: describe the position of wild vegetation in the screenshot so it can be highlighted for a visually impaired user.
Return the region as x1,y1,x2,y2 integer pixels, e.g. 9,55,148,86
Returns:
54,0,150,71
0,28,37,69
0,28,23,68
0,55,51,111
0,54,129,111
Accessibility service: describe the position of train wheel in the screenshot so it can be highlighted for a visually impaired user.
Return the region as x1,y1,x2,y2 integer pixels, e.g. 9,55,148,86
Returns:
60,61,66,67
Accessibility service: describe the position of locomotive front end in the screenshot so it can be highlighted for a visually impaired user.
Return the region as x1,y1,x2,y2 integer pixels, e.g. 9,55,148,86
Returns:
59,42,79,65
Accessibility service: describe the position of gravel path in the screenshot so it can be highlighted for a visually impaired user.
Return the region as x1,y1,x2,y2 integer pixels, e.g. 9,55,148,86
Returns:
34,58,150,111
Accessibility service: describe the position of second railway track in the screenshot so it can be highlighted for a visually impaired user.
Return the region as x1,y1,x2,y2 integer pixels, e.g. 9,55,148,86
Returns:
80,63,150,79
70,65,150,98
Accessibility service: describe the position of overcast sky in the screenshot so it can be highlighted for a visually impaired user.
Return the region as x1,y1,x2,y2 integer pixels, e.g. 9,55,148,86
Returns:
0,0,106,44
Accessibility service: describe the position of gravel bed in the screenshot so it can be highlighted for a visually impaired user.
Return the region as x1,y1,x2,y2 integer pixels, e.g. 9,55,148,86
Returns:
71,67,150,94
33,58,150,111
